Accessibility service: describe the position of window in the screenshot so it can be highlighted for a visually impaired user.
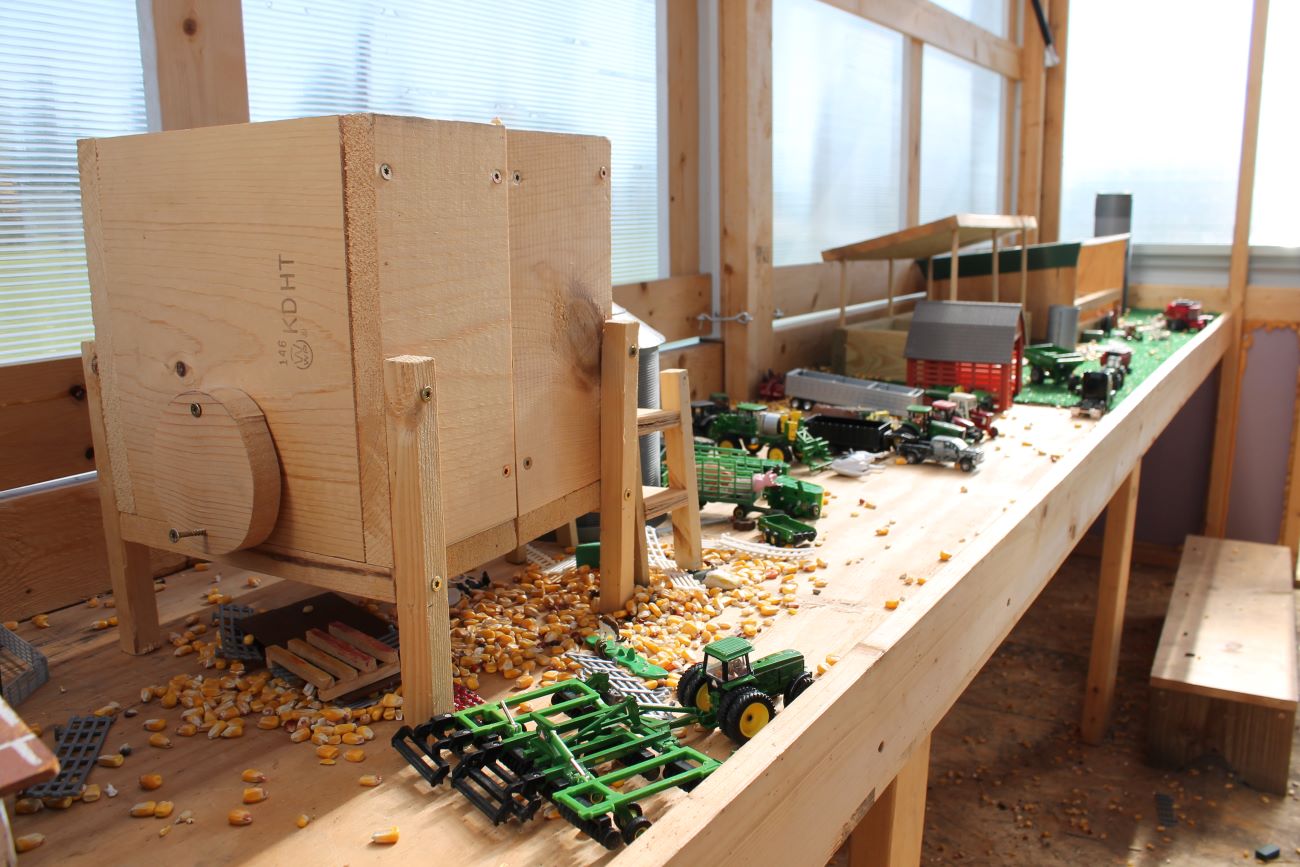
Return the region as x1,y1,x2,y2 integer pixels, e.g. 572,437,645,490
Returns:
242,0,661,284
0,0,147,363
930,0,1008,38
772,0,904,265
919,46,1003,223
1059,0,1252,244
1251,0,1299,247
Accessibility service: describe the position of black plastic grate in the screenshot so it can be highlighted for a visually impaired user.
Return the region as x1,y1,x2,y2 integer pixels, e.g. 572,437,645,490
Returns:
217,603,263,662
23,716,112,799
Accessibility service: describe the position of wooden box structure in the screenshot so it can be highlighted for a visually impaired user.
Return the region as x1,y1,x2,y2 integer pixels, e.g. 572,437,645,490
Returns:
77,114,614,721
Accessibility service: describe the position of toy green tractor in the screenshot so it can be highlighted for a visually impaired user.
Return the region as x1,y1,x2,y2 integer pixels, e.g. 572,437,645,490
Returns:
675,637,814,744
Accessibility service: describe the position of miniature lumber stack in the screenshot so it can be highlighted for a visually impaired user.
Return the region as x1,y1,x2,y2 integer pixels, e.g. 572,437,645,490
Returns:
266,621,400,702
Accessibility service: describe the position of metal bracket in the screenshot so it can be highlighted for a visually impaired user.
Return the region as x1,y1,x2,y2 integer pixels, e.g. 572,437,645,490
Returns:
696,311,752,325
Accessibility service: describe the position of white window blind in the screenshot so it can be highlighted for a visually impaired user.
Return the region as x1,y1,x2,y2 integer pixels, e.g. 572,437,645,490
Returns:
1059,0,1252,244
772,0,904,266
242,0,662,285
0,0,147,363
1251,0,1298,247
919,46,1003,223
930,0,1008,38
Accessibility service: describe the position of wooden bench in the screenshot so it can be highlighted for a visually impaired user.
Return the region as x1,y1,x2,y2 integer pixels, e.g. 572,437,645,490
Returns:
1148,535,1298,793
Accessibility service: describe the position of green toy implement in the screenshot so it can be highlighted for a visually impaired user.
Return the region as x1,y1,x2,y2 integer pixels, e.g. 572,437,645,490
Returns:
757,513,817,547
585,634,669,679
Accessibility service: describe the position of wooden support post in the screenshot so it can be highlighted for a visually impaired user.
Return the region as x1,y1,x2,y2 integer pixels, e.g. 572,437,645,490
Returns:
136,0,249,132
1017,0,1047,222
838,261,849,326
1039,0,1069,243
847,733,931,867
886,259,895,318
384,355,452,724
661,369,702,570
926,257,934,297
1020,226,1029,309
81,341,161,655
991,230,1000,302
600,321,640,612
949,230,960,300
555,520,580,549
1204,0,1270,538
719,0,773,399
903,36,923,228
1081,461,1141,744
667,0,701,277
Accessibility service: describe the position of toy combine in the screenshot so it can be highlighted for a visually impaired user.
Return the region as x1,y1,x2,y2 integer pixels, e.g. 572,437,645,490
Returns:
393,638,812,849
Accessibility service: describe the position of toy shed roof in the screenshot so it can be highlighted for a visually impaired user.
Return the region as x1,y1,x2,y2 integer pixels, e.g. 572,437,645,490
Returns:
904,300,1023,365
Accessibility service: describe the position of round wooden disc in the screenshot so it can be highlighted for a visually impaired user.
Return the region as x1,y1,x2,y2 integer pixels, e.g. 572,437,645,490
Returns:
152,389,281,555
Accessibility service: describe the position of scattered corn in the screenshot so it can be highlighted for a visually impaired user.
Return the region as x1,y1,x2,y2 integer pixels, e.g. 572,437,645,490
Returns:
228,809,253,826
884,599,900,610
143,718,167,732
154,801,174,819
370,827,400,845
82,784,101,803
176,723,198,737
257,716,279,730
359,774,383,787
98,753,125,768
344,748,365,763
3,620,18,630
315,745,340,760
42,796,73,810
31,614,50,629
939,550,952,562
130,801,157,817
14,834,44,853
242,787,268,804
148,733,173,749
14,797,42,814
295,814,311,829
158,825,172,838
139,774,163,790
241,769,267,784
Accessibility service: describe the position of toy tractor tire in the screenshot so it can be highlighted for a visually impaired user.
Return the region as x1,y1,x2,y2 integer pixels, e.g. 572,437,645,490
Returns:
766,446,786,462
664,759,703,792
619,814,653,844
1030,366,1044,384
783,671,815,705
719,438,737,450
676,663,707,708
958,456,975,473
904,449,923,465
719,687,776,745
732,505,750,522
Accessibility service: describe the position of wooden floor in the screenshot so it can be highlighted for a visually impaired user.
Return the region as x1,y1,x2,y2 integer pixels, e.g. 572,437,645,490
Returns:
919,551,1300,865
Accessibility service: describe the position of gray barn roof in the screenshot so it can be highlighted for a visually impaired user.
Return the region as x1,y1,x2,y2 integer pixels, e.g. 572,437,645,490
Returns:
904,300,1023,365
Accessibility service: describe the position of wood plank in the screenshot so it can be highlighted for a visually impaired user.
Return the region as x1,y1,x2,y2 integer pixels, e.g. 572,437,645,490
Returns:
774,259,921,319
384,355,453,722
1150,535,1296,711
642,486,690,522
636,407,681,436
0,356,94,491
1038,0,1068,243
266,644,334,690
514,482,599,550
372,115,517,547
304,628,377,674
81,118,367,562
667,0,701,276
1205,0,1270,537
903,36,922,228
821,214,1035,263
136,0,249,131
328,621,399,665
286,637,359,681
1245,286,1300,323
317,660,401,703
1080,461,1140,745
613,274,711,343
1016,0,1047,223
1000,0,1019,213
508,129,612,517
0,696,58,797
847,734,931,867
0,478,183,622
660,369,702,570
599,322,639,613
719,0,773,398
820,0,1021,79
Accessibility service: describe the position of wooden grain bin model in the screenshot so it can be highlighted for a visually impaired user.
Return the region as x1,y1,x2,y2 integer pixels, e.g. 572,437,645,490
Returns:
76,114,625,722
903,301,1025,411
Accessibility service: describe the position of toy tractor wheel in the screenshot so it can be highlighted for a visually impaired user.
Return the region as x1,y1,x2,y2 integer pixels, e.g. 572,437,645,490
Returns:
618,813,653,844
766,445,785,462
1030,366,1044,384
732,505,750,522
719,438,737,450
783,671,815,705
958,456,975,473
719,687,776,744
676,663,707,709
904,449,923,465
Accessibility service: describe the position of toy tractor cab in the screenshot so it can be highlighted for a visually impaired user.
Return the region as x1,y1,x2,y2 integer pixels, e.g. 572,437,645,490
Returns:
675,636,814,744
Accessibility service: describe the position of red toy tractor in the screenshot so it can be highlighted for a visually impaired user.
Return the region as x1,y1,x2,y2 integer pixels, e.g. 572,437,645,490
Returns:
1164,299,1208,332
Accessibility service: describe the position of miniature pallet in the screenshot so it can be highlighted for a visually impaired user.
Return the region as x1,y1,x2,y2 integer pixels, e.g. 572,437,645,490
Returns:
22,715,109,800
265,621,400,702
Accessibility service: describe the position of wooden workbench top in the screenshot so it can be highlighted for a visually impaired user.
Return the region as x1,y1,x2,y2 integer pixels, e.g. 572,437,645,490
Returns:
7,318,1229,866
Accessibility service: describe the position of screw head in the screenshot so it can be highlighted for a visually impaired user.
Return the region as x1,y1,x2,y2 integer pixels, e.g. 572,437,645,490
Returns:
522,456,533,470
379,163,393,180
189,402,202,418
168,528,180,543
430,576,443,592
491,170,502,184
598,166,608,180
511,170,522,184
174,360,187,377
628,344,638,357
420,385,433,401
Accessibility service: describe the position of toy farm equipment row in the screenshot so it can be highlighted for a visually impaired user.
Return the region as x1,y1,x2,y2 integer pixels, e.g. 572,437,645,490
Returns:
705,402,833,470
691,443,825,523
392,639,812,850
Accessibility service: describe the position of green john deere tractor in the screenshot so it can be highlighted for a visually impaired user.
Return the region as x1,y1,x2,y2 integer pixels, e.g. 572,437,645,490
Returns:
675,636,815,744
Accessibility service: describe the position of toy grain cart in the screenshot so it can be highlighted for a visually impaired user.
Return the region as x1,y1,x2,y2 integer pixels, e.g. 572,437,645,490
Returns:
76,114,700,722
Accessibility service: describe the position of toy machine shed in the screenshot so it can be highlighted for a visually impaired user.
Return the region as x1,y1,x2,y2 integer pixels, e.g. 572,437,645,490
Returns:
77,114,613,721
903,300,1025,410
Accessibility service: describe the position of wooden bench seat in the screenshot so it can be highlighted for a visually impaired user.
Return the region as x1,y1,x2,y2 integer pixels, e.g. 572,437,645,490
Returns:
1148,535,1298,793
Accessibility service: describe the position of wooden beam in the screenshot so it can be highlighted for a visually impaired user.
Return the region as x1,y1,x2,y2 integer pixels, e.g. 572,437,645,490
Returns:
903,36,923,228
612,274,711,343
847,734,931,867
1038,0,1068,242
1016,0,1047,221
136,0,249,131
383,355,452,723
1205,0,1270,538
667,0,701,276
1001,1,1019,213
821,0,1021,79
660,369,702,570
599,321,639,613
659,341,724,400
1081,461,1141,744
0,356,94,491
718,0,773,399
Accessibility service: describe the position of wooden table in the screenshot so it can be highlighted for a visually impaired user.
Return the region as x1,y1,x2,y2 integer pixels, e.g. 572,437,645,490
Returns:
6,317,1228,866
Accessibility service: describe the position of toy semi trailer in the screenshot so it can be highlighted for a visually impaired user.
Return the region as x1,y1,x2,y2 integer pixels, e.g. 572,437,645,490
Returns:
785,369,924,415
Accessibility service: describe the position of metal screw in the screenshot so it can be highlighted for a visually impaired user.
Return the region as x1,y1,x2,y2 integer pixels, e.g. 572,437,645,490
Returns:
623,488,632,501
420,385,433,402
491,170,502,184
522,457,533,470
168,528,207,543
379,163,393,180
90,355,99,375
69,384,86,401
628,344,638,358
175,360,187,377
189,402,202,418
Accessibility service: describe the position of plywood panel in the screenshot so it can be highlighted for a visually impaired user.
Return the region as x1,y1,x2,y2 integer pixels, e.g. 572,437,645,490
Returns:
507,130,612,516
81,117,365,561
371,116,516,545
0,356,94,490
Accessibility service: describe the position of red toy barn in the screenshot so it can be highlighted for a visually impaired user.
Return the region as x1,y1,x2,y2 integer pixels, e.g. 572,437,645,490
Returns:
903,300,1024,410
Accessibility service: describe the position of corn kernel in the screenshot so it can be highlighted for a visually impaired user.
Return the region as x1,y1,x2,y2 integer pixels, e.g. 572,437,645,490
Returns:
14,834,44,853
154,801,174,818
344,748,365,763
31,614,50,629
175,723,198,737
14,797,42,814
82,784,101,803
315,745,340,760
295,814,311,828
241,769,267,783
148,733,172,749
139,773,163,790
42,796,73,810
131,801,157,817
98,753,125,768
359,774,383,787
370,826,399,845
143,718,167,732
242,787,268,804
228,808,253,826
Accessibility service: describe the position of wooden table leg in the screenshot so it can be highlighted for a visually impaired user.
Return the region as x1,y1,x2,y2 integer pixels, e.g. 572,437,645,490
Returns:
384,355,452,725
1081,461,1142,744
847,733,931,867
81,341,161,655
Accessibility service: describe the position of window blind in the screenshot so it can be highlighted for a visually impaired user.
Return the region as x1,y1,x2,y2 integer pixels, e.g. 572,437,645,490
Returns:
919,45,1003,224
772,0,904,266
242,0,662,285
0,0,148,363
